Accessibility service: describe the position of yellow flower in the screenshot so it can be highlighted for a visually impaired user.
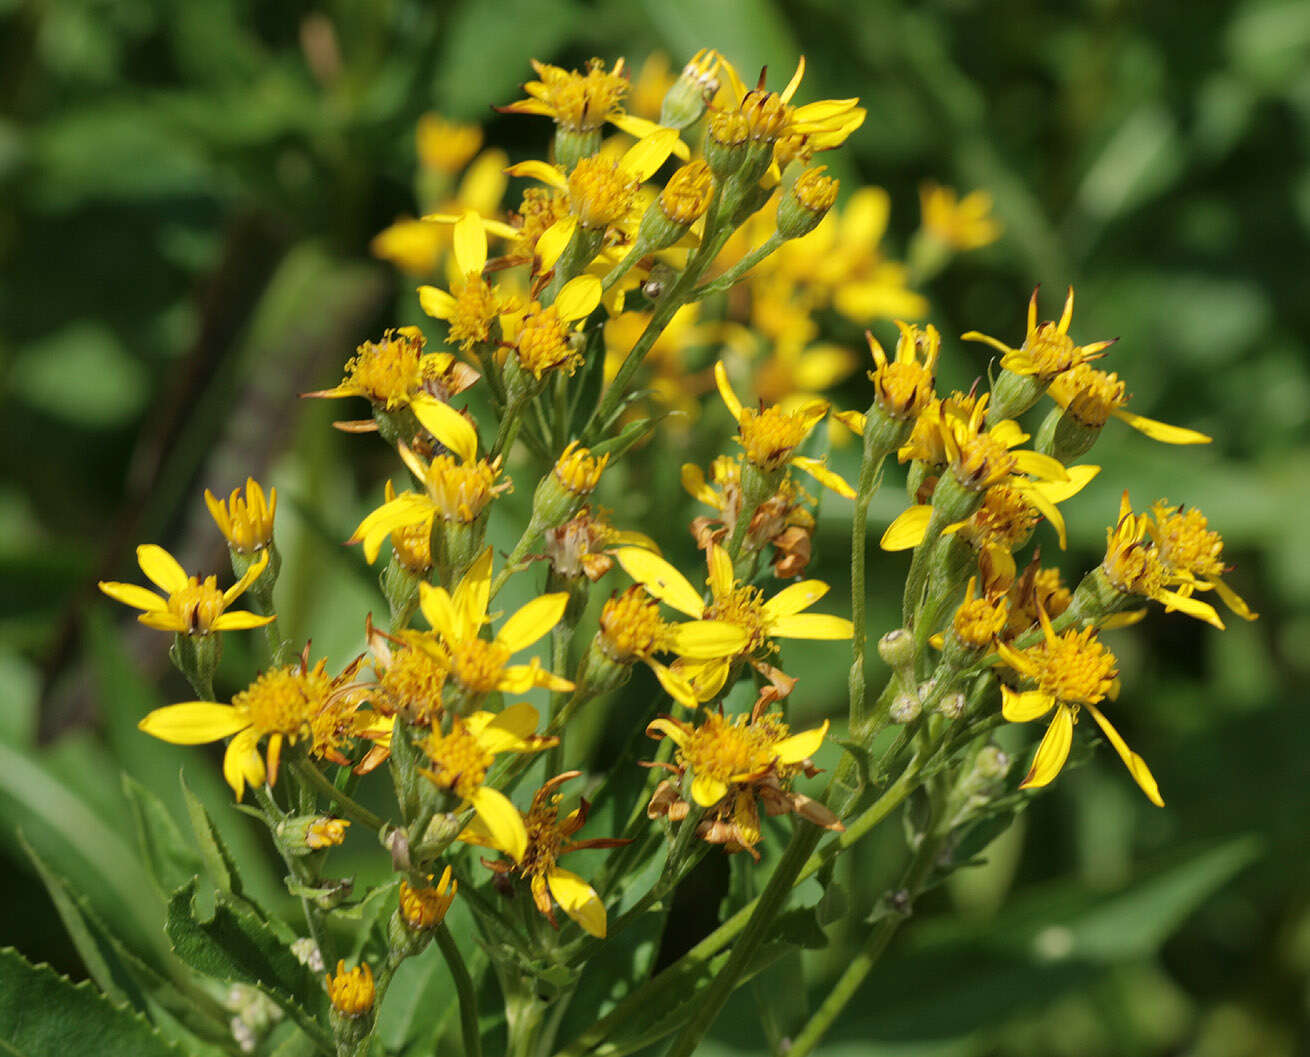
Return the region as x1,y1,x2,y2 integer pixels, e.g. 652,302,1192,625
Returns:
594,586,748,708
418,548,573,699
918,183,1002,251
348,399,509,561
99,545,273,636
420,702,556,862
302,326,478,413
998,605,1162,806
715,55,865,161
501,276,603,378
461,771,628,937
714,361,854,498
616,542,852,701
205,478,277,555
364,620,448,725
1045,363,1211,446
1148,499,1257,624
834,321,940,435
326,961,374,1017
501,58,682,146
963,287,1113,383
416,114,482,175
137,652,368,799
399,867,457,931
416,211,512,353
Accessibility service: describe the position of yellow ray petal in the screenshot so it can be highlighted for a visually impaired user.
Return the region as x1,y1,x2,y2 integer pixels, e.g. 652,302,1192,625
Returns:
223,726,265,800
707,544,734,600
476,702,542,753
98,581,164,612
1034,464,1100,505
419,582,459,641
1211,576,1258,621
616,548,704,618
648,659,698,709
453,547,494,639
210,611,277,631
1155,588,1224,630
691,773,728,808
1012,450,1069,482
774,720,828,765
222,548,270,606
505,159,568,189
555,275,603,322
547,866,607,937
496,593,568,653
685,656,731,701
412,398,478,463
469,786,528,863
763,580,828,619
768,613,853,640
680,463,719,507
1019,705,1073,789
137,612,189,633
139,703,248,744
452,210,488,275
535,216,576,270
880,505,932,551
137,544,188,595
1084,704,1164,807
647,716,690,746
1001,686,1056,722
619,127,679,181
665,620,748,660
790,456,856,499
1112,409,1211,445
418,284,457,321
713,361,743,422
349,493,434,564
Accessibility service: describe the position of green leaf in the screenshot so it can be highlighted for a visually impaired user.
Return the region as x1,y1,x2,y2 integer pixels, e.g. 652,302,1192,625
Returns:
180,771,242,897
165,879,317,1009
123,775,204,900
0,946,185,1057
591,413,673,462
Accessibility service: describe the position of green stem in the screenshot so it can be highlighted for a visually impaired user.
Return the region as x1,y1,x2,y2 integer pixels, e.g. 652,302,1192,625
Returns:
848,441,891,729
661,825,823,1057
689,232,783,300
291,760,388,831
435,923,482,1057
784,827,946,1057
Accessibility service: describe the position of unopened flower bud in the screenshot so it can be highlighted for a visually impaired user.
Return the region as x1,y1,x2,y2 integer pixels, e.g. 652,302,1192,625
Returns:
529,442,609,536
936,692,966,720
877,628,915,671
777,166,838,240
705,110,750,179
660,49,721,129
326,961,375,1044
636,161,715,250
889,692,922,724
973,745,1012,780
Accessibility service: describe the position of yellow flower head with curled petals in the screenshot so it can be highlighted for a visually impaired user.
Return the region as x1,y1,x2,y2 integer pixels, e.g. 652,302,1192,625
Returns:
461,771,628,938
137,652,369,800
997,605,1162,806
963,287,1114,383
918,183,1002,252
616,543,851,701
99,545,273,637
1148,499,1257,624
205,478,277,555
1047,363,1211,446
303,327,478,414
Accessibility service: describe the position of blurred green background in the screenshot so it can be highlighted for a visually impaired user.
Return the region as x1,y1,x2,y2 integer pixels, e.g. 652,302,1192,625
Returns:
2,0,1308,1054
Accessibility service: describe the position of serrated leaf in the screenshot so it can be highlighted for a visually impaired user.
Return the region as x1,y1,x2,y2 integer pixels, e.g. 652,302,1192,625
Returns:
123,775,204,900
180,771,242,897
0,946,185,1057
165,879,316,1008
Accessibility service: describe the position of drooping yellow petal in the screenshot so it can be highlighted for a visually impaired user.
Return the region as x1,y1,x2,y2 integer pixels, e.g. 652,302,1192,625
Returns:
1155,587,1224,630
1035,464,1100,505
647,716,691,747
680,463,720,508
1001,686,1056,722
504,159,568,190
833,408,866,435
139,703,249,745
498,664,574,695
1019,705,1074,790
713,361,743,423
137,544,189,595
210,611,277,631
456,811,497,849
222,548,270,607
469,786,528,863
616,548,705,618
763,580,829,620
769,611,854,640
223,726,265,800
706,545,734,600
691,773,728,808
555,275,603,322
547,867,607,937
1084,704,1164,807
452,210,488,275
419,284,457,320
1112,409,1211,445
880,505,933,551
496,594,569,653
648,659,698,709
349,493,434,564
664,620,748,660
1012,450,1069,482
412,398,478,463
98,581,165,612
789,456,856,499
683,656,731,701
1210,576,1258,621
470,702,541,753
453,547,494,639
774,720,829,765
